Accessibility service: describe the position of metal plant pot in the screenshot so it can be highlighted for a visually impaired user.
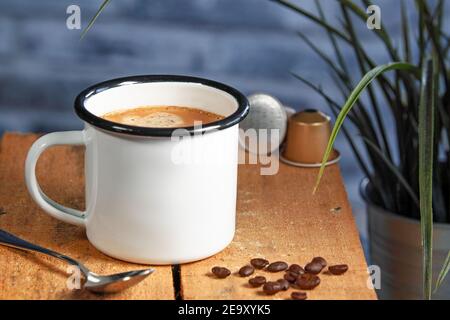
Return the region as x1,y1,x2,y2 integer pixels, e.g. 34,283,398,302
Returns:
361,179,450,299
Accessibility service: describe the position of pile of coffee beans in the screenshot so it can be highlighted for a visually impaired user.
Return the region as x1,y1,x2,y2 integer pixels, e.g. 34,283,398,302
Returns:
210,256,349,300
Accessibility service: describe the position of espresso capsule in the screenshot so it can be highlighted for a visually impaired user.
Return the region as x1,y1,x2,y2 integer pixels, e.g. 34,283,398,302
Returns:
267,261,288,272
240,94,287,154
239,265,255,277
211,266,231,279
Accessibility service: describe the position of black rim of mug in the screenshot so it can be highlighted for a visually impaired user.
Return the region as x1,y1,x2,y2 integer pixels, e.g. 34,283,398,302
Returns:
74,75,250,137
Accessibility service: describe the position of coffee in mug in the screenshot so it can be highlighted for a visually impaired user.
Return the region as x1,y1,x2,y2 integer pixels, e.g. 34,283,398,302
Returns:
101,105,224,128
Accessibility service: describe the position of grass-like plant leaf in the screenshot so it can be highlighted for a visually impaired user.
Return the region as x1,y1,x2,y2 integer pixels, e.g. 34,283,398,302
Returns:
401,0,411,61
435,251,450,291
289,72,374,179
418,57,436,299
361,136,419,208
417,0,449,94
314,0,349,77
340,4,393,163
280,0,450,299
272,0,350,42
275,0,398,97
296,31,350,86
313,62,417,194
80,0,111,39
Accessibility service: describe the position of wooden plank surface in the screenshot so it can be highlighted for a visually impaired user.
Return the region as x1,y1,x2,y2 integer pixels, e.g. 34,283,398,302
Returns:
180,154,377,299
0,133,376,300
0,133,174,300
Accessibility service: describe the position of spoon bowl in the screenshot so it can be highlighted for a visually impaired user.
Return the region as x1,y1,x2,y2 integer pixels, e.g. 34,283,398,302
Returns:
84,268,154,293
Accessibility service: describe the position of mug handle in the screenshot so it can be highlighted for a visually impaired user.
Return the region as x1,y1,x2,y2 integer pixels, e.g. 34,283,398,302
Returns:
25,131,86,227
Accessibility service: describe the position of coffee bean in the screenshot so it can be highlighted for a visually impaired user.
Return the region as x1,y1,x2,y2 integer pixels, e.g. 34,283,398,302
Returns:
250,258,269,269
267,261,288,272
288,264,305,275
277,279,290,290
211,266,231,279
305,261,324,274
284,271,299,283
312,256,327,268
248,276,266,287
291,291,308,300
239,265,255,277
328,264,348,275
295,273,320,290
263,281,282,295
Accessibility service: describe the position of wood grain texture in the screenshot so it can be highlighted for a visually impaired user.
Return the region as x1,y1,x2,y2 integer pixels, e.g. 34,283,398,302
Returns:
0,133,174,300
180,153,377,300
0,133,376,300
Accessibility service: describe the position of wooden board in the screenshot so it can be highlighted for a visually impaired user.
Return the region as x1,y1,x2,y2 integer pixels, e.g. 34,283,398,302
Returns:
180,155,376,300
0,133,174,300
0,133,376,300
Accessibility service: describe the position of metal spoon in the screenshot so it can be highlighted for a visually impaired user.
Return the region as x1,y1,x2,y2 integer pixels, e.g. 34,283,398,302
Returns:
0,229,154,293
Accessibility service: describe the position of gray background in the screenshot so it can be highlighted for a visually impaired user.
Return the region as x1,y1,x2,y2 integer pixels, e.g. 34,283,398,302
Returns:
1,0,448,257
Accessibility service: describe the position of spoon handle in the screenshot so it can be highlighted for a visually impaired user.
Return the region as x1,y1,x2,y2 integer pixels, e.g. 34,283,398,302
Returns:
0,229,85,271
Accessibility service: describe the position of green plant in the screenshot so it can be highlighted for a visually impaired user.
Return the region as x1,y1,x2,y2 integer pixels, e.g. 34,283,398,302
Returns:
83,0,450,298
80,0,111,39
273,0,449,298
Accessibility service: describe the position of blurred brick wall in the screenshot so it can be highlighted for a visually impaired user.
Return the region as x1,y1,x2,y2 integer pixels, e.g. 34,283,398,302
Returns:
0,0,412,132
1,0,448,243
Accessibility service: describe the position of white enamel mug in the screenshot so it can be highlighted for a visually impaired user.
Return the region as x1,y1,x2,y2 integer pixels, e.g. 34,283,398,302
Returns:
25,75,249,264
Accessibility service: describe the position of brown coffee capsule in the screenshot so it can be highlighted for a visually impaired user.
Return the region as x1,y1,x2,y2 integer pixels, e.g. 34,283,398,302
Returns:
281,109,340,167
